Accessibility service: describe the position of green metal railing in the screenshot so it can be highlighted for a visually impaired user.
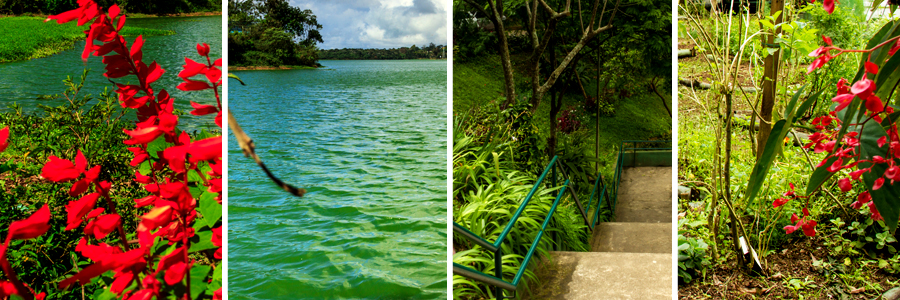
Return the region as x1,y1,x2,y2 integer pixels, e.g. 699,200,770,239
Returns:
452,156,569,299
452,141,670,299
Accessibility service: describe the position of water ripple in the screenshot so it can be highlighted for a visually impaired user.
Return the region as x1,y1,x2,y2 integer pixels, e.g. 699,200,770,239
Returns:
228,60,447,299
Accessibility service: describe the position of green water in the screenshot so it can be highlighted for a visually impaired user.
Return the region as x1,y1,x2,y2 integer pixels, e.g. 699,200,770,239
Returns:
0,16,221,130
228,60,448,299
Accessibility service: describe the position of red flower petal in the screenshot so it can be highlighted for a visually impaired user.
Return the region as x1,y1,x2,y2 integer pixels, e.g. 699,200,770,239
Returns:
108,4,120,19
179,58,207,79
157,246,187,281
823,0,835,13
838,177,852,192
802,220,817,236
865,94,884,113
127,147,149,167
65,193,99,230
41,156,82,182
69,178,91,197
134,195,157,208
145,61,164,84
874,177,885,190
851,78,874,96
205,67,222,84
188,136,222,163
865,61,879,74
130,35,144,62
177,80,211,91
773,197,790,207
827,157,844,172
822,35,833,46
197,43,210,57
190,101,217,116
890,38,900,56
123,126,163,145
8,205,51,240
91,214,120,240
0,127,9,153
140,206,172,230
164,261,188,285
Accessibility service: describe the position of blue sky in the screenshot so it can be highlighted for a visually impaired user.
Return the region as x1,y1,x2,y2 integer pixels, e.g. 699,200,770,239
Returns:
289,0,447,49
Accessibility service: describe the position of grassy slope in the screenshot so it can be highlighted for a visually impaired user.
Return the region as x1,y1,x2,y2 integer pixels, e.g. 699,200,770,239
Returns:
454,53,672,152
0,17,173,63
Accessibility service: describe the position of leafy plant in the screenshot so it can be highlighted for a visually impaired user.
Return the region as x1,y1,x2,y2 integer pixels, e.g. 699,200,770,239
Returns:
678,234,711,284
0,1,223,299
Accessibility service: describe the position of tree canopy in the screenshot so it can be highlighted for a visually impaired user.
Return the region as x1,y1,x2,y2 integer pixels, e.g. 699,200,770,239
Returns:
318,44,447,60
228,0,323,67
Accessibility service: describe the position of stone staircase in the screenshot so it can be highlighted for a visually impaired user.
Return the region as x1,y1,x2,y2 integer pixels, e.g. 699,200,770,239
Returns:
528,166,672,299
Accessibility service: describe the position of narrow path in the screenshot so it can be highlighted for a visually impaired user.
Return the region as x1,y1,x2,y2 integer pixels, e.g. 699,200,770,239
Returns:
529,167,672,299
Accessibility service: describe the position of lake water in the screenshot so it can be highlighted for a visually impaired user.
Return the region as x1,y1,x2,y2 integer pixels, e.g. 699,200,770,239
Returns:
227,60,448,299
0,15,222,130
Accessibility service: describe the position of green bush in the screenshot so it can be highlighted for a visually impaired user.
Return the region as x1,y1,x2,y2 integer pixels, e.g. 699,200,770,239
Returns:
678,234,711,283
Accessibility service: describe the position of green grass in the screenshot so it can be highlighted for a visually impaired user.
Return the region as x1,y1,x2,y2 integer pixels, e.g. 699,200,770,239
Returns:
452,55,508,113
0,17,173,63
454,53,672,156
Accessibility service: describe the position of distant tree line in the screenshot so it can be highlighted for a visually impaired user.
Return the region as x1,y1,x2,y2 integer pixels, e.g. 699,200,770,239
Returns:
228,0,322,67
318,44,447,60
0,0,220,15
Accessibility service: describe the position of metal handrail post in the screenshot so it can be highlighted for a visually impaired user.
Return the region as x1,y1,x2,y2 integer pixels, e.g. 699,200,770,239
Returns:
494,248,503,300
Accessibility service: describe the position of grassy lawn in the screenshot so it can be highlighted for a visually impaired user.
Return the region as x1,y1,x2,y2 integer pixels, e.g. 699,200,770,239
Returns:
0,17,173,63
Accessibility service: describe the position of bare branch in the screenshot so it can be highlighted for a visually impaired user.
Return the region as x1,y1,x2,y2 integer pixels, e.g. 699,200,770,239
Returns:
228,75,306,197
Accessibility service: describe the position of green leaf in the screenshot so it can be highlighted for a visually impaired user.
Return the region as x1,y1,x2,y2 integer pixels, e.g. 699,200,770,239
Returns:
857,117,900,232
208,262,223,292
744,120,787,205
146,136,170,160
199,191,222,228
139,160,152,177
745,85,807,204
189,229,217,253
190,265,211,300
805,156,840,196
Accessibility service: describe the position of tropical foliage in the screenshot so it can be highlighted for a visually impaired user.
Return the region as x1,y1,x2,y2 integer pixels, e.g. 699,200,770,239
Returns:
228,0,322,67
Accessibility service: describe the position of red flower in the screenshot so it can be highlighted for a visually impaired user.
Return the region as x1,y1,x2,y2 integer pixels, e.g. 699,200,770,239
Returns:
41,151,87,182
838,177,852,192
212,226,222,259
189,101,217,116
123,126,163,145
196,43,210,57
0,126,9,153
188,137,222,163
85,214,120,240
178,58,207,79
177,80,211,91
7,205,51,241
65,193,99,230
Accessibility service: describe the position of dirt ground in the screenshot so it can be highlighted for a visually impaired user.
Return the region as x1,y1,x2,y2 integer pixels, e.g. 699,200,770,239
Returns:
679,235,896,299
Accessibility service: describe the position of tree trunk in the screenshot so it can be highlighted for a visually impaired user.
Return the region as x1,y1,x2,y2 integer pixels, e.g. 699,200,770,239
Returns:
756,0,783,160
487,0,517,109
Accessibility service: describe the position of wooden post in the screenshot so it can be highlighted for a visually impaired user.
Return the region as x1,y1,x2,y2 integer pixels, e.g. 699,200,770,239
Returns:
756,0,784,160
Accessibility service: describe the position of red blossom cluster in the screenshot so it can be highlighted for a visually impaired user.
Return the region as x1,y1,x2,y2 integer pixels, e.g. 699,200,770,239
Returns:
0,1,222,299
777,20,900,236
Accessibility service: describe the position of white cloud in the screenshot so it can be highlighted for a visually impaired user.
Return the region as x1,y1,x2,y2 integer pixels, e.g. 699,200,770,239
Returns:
290,0,447,49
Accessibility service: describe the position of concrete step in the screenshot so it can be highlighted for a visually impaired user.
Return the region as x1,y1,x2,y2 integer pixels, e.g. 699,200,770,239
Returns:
616,166,672,204
614,205,671,223
527,252,672,300
590,222,671,253
615,166,672,223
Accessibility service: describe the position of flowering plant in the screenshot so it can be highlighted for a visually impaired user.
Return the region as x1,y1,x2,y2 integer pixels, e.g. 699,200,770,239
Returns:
769,3,900,236
0,1,222,299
